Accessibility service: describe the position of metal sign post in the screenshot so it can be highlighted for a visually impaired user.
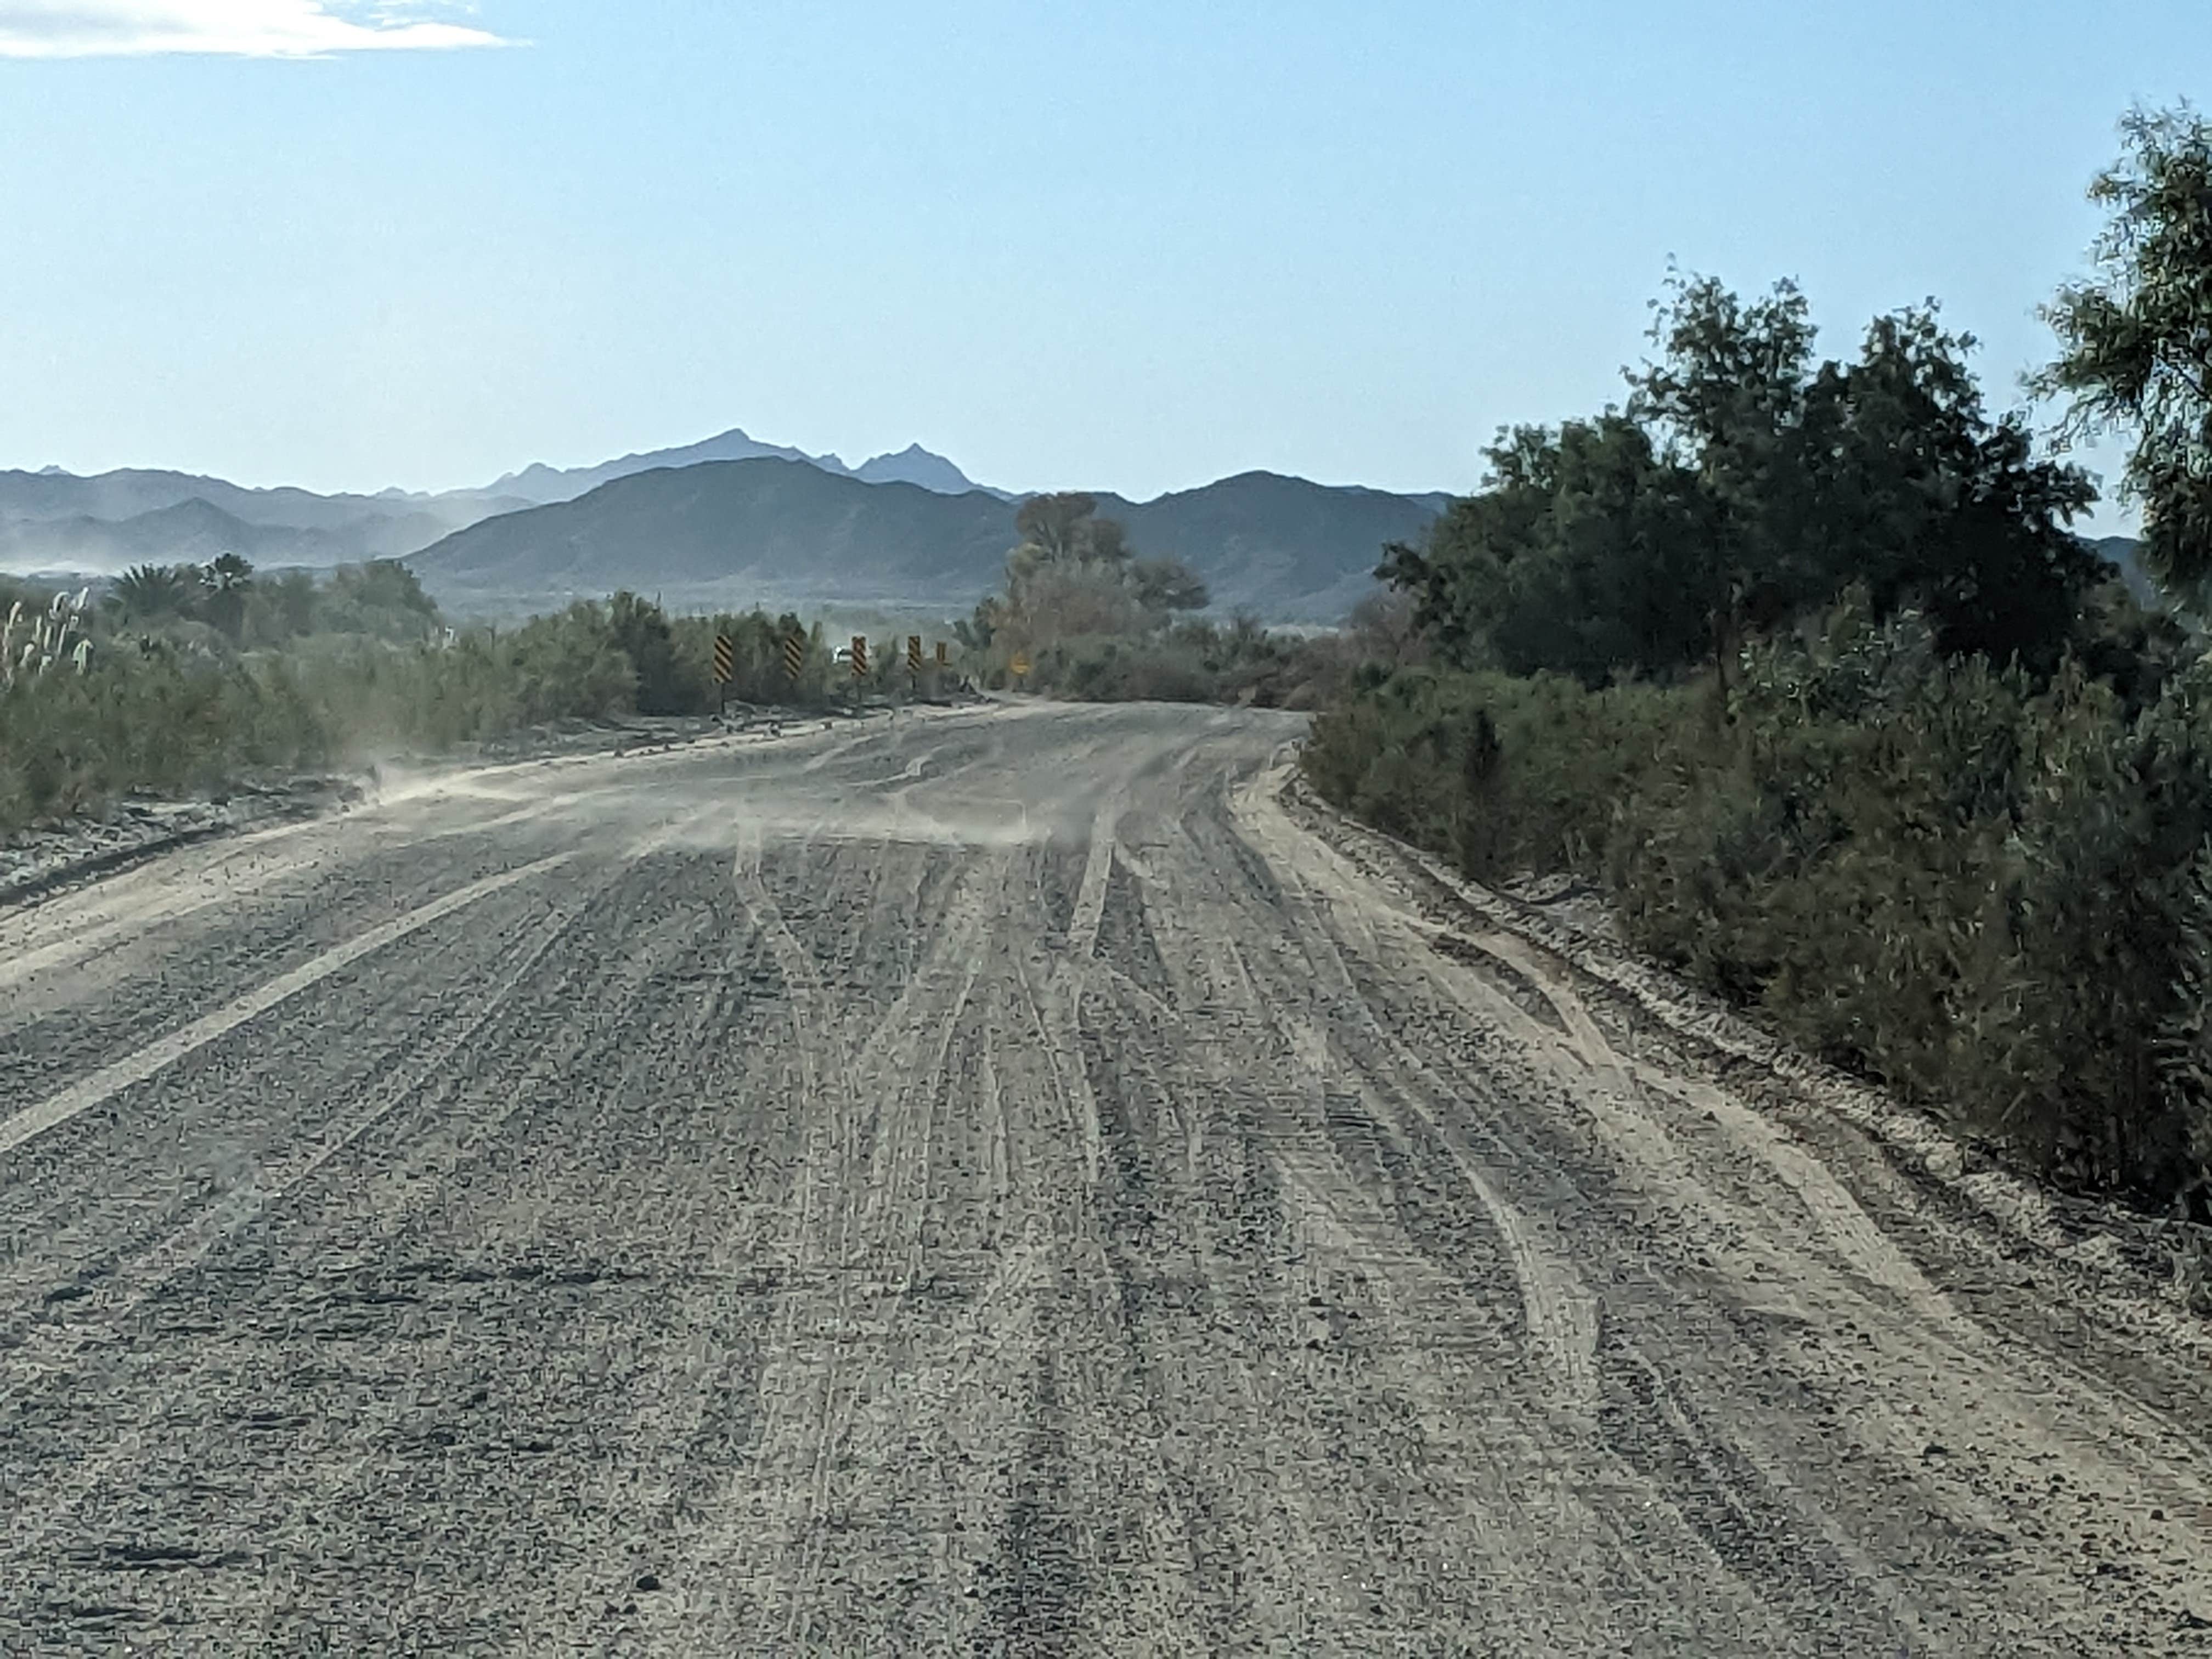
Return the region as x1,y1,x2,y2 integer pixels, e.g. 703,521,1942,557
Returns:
712,633,733,715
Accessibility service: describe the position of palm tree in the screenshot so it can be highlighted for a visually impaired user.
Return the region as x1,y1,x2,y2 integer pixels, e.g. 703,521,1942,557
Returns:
206,551,253,590
107,563,200,623
203,552,254,642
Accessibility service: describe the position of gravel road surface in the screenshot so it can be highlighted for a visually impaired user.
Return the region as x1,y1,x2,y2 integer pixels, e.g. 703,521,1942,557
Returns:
5,701,2212,1655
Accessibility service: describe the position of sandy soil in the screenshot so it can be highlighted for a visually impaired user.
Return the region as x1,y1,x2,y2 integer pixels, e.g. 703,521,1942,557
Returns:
2,701,2210,1655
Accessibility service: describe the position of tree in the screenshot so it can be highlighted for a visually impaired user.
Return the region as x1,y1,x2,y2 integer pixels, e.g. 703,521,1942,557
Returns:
1384,273,2099,688
955,595,1002,652
1627,273,1819,686
1804,308,2099,673
108,563,202,624
1131,556,1209,616
247,569,320,646
202,552,254,643
607,591,687,714
1379,414,1714,685
2039,105,2212,607
1014,493,1105,563
318,560,441,642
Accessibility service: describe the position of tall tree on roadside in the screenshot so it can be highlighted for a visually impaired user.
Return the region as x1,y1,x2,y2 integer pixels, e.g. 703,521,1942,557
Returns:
1385,272,2099,688
2039,105,2212,609
1807,309,2099,673
1626,273,1819,687
316,560,442,642
1378,415,1713,685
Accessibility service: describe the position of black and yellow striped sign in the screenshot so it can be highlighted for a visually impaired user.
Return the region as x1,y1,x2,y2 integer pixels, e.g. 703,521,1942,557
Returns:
907,635,923,672
850,635,868,678
712,633,733,684
782,634,804,680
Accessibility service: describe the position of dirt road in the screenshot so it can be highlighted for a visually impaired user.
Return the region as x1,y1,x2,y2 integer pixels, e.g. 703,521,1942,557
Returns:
4,701,2211,1654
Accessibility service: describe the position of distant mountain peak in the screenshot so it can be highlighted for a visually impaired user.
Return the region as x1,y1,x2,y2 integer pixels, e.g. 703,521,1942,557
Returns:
852,443,1005,498
483,427,1012,505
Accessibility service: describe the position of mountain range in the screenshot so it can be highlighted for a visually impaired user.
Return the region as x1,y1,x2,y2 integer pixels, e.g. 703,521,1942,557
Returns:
0,466,517,568
480,428,1013,507
0,428,1453,619
0,428,1010,579
407,458,1449,621
5,426,2143,624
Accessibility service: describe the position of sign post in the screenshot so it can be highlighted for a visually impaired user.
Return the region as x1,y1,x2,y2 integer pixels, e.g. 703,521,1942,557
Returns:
850,635,868,709
712,632,734,715
907,634,922,696
782,633,804,686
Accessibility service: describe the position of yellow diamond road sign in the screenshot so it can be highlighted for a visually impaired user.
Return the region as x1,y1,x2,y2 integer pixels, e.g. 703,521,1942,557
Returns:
1010,651,1031,678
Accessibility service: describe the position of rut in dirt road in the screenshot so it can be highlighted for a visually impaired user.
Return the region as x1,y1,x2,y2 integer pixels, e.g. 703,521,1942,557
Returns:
3,701,2211,1655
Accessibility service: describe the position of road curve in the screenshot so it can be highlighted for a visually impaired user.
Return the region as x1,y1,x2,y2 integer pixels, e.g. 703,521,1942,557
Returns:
3,700,2211,1654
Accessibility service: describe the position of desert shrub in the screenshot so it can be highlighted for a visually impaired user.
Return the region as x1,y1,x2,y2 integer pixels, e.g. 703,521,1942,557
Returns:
1305,600,2212,1204
0,574,903,834
0,644,330,826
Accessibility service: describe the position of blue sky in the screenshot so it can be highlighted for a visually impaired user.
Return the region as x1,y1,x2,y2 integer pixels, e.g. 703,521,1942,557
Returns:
0,2,2199,529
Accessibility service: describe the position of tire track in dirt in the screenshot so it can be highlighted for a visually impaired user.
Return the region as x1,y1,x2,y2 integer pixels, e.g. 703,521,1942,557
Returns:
0,875,605,1356
1265,761,2212,1651
15,706,2212,1652
1115,789,1761,1649
0,855,569,1161
0,903,610,1589
1071,781,1612,1643
720,826,1050,1652
1213,768,1962,1647
1222,789,1602,1419
0,861,732,1638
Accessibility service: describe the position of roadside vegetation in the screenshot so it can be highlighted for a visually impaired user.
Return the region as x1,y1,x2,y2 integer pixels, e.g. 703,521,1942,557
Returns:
1,464,1374,838
956,490,1361,707
1305,106,2212,1210
0,558,933,833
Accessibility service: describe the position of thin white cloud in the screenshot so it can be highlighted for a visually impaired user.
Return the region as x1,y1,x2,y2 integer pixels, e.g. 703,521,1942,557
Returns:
0,1,509,57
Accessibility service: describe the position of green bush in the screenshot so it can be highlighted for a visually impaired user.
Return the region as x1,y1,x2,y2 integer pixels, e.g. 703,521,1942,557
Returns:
0,574,854,834
1304,602,2212,1205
